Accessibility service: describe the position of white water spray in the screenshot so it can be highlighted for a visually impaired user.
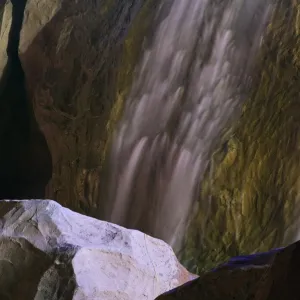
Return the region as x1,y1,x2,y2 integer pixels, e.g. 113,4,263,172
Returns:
106,0,273,251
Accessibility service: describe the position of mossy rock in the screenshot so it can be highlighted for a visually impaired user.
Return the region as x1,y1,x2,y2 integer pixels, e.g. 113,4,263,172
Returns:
17,0,156,214
181,1,300,274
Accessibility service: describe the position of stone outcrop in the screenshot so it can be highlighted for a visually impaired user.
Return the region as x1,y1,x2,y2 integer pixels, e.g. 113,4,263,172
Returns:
0,199,195,300
157,241,300,299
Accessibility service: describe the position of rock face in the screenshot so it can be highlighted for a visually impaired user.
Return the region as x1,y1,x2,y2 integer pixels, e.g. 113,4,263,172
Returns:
0,0,11,77
16,0,147,212
180,1,300,273
0,0,52,200
0,200,195,300
156,241,300,300
0,0,150,210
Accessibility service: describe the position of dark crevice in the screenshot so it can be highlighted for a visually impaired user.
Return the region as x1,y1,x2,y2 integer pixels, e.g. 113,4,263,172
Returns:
0,0,52,199
0,4,4,30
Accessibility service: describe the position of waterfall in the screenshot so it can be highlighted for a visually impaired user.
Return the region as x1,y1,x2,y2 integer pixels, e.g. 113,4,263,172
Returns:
106,0,273,251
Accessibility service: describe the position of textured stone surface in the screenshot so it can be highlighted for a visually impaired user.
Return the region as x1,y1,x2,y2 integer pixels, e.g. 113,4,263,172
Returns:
0,0,11,78
0,0,52,200
157,241,300,300
16,0,147,212
181,1,300,273
0,200,195,300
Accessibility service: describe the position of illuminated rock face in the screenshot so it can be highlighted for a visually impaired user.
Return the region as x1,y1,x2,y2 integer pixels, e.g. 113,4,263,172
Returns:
0,200,196,300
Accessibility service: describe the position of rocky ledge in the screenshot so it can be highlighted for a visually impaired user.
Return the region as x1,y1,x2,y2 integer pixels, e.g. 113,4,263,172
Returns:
0,200,196,300
157,241,300,300
2,199,299,300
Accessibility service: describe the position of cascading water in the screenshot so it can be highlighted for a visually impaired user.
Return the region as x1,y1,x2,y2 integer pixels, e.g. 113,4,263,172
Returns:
106,0,274,251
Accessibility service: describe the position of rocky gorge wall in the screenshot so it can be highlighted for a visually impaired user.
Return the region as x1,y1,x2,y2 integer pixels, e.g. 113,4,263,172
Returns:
0,0,300,276
181,0,300,273
0,0,154,213
0,0,52,199
21,0,159,217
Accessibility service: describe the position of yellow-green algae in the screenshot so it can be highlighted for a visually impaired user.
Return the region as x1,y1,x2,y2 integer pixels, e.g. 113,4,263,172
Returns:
102,0,156,163
181,1,300,274
89,0,157,220
78,0,157,216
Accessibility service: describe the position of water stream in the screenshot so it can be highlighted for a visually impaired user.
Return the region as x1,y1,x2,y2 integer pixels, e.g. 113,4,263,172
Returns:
106,0,273,251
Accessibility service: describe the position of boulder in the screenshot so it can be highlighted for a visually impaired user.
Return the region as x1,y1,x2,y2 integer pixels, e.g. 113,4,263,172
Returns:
156,241,300,300
0,199,196,300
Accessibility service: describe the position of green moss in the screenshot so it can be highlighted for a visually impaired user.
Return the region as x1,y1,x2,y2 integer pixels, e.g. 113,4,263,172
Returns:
102,0,156,162
181,2,300,274
48,1,157,215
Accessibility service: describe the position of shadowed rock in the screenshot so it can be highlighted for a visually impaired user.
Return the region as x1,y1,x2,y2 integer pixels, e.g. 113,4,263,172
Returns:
15,0,146,212
0,0,52,199
156,241,300,300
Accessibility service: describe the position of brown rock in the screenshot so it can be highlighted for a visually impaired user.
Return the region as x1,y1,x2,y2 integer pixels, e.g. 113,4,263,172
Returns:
0,237,53,300
17,0,146,212
0,0,52,199
156,242,300,300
